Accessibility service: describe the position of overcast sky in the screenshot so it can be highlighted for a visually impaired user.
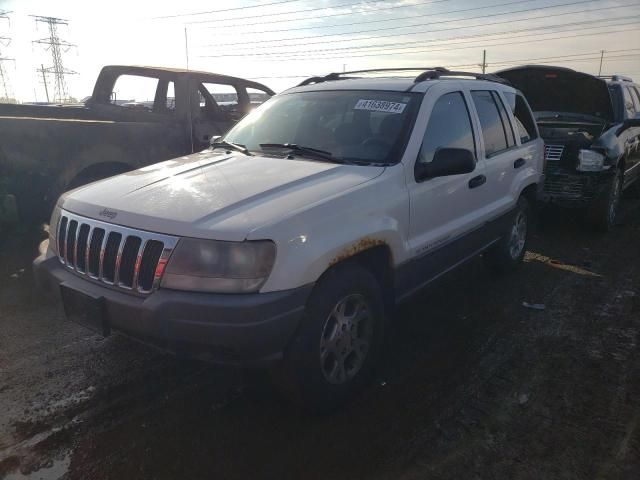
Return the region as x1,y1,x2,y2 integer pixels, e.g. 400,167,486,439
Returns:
0,0,638,101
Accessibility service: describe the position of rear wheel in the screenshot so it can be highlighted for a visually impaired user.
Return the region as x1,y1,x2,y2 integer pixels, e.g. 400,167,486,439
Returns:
484,196,530,272
277,263,385,412
589,168,622,232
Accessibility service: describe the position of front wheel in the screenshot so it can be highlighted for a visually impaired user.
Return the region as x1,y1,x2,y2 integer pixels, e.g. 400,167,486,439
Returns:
484,196,530,272
277,263,385,412
589,168,622,232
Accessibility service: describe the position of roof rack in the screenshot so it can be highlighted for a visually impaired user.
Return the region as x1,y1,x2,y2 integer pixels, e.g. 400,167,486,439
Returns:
413,68,510,84
297,67,439,87
599,74,634,82
297,67,510,87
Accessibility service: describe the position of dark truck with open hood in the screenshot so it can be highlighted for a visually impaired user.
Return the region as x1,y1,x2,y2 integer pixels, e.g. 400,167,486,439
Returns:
496,66,640,230
0,65,273,224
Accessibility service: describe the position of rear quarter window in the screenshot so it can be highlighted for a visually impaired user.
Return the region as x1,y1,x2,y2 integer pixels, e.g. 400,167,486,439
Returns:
503,92,538,144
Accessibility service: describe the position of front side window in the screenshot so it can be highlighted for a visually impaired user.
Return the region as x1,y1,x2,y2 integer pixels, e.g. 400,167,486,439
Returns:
504,92,538,144
246,87,271,110
417,91,475,166
471,90,509,156
199,82,241,121
224,90,420,164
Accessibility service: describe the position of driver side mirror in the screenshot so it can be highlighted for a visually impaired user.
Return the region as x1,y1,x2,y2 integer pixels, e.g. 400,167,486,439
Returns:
209,135,222,147
415,148,476,182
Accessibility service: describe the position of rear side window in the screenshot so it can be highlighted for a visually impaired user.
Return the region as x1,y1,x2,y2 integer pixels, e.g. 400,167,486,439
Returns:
622,87,636,118
493,92,516,147
418,91,476,166
471,91,509,156
627,86,640,113
503,92,538,144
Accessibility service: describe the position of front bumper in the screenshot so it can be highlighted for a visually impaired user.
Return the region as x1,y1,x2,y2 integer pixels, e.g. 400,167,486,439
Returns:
539,169,613,207
33,252,313,366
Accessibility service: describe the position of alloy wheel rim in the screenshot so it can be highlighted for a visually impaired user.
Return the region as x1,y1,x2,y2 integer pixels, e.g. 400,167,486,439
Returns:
319,294,373,385
509,210,527,260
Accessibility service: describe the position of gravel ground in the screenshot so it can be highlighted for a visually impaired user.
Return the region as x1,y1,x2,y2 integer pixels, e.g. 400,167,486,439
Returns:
0,200,639,480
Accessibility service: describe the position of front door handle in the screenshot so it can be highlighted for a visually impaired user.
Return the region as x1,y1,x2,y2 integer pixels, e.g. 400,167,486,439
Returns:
468,175,486,189
514,158,526,169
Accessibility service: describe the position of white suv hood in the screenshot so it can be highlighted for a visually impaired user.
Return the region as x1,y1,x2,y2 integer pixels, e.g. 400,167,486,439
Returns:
61,150,385,241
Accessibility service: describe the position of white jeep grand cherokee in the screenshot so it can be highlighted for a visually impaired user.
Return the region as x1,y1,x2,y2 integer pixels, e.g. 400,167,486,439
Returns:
35,68,544,409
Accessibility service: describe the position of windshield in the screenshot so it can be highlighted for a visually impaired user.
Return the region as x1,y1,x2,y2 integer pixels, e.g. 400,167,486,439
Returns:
223,90,421,164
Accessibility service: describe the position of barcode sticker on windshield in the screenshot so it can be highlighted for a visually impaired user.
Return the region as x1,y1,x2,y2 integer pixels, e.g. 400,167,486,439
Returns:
354,99,407,114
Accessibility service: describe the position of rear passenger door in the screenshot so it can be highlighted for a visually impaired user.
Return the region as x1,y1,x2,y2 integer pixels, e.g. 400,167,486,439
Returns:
470,89,530,216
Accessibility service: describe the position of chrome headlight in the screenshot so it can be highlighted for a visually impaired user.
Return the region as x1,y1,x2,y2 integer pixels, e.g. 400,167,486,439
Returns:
161,238,276,293
577,150,607,172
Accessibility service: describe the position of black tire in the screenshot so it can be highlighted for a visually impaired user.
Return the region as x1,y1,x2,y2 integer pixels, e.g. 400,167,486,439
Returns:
276,263,385,413
484,196,530,272
589,168,622,232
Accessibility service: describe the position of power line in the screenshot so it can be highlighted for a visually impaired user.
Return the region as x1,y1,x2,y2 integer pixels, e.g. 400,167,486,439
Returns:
247,49,640,80
199,0,608,49
208,3,637,53
153,0,306,19
207,24,640,62
199,13,640,58
195,0,458,28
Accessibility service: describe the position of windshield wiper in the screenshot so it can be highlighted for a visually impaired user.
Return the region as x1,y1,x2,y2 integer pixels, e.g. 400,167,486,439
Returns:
211,140,252,156
259,143,343,163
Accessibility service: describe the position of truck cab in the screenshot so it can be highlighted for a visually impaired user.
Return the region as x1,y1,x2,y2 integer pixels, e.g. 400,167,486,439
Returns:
0,65,274,223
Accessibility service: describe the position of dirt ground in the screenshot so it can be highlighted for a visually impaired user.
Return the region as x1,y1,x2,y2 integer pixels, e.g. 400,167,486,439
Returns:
1,200,639,480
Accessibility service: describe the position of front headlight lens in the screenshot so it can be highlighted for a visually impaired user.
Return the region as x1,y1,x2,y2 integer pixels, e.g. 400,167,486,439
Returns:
161,238,276,293
577,149,606,172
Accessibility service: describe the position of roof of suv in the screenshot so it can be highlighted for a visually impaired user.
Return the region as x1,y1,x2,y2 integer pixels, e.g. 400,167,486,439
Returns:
284,76,515,95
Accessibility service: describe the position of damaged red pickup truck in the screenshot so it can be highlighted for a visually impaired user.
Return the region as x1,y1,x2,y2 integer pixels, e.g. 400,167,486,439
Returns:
0,65,274,222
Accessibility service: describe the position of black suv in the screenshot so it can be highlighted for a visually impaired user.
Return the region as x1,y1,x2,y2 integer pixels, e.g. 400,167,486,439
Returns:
496,65,640,230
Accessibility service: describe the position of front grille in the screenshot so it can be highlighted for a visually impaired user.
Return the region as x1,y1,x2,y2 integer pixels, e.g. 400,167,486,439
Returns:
543,175,586,199
56,210,179,294
543,173,600,200
544,144,564,162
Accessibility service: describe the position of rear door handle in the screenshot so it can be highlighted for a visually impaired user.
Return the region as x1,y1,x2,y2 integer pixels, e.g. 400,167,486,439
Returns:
514,158,526,169
468,175,486,189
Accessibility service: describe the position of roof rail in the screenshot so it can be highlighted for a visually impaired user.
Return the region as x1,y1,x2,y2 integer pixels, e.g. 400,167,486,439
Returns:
599,74,634,82
296,67,510,87
414,68,510,84
297,67,439,87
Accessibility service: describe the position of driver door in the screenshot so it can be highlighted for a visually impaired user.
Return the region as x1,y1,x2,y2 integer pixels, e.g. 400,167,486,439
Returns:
404,88,490,293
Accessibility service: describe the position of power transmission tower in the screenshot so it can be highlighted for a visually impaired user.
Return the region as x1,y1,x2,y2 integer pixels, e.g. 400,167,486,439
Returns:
0,10,14,102
31,15,77,103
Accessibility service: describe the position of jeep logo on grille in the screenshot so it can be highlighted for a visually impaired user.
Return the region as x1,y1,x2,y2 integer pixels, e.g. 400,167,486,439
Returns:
99,208,118,220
